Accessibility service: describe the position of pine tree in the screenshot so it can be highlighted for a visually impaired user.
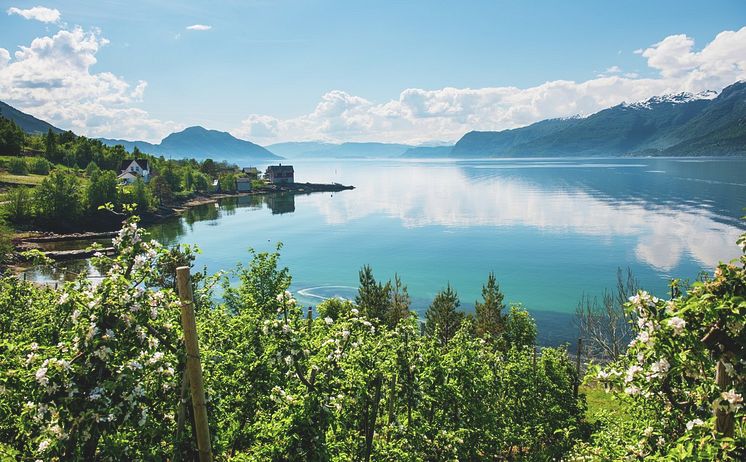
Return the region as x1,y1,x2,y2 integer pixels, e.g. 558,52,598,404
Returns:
425,284,463,344
386,273,411,327
474,272,506,341
355,265,391,323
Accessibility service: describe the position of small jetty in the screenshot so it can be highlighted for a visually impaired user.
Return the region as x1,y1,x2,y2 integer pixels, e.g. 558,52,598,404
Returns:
39,247,115,261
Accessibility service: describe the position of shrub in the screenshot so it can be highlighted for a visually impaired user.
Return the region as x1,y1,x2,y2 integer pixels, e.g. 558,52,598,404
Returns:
8,157,28,175
29,157,51,175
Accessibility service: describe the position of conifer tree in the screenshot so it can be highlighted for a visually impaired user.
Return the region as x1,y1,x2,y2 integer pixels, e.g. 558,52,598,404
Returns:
425,284,463,344
355,265,391,323
474,272,506,340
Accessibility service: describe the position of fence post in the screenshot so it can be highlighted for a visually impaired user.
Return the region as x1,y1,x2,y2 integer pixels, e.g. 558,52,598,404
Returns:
307,305,313,334
715,358,734,436
176,266,213,462
574,338,583,399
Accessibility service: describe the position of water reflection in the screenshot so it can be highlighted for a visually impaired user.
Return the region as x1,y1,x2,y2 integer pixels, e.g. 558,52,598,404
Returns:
298,159,744,271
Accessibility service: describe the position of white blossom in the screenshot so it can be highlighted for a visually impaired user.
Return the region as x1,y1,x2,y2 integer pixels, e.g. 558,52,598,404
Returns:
324,317,333,325
686,418,704,431
667,317,686,336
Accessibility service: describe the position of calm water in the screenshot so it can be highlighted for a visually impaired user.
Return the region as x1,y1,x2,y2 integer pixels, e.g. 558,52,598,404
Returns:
29,157,746,345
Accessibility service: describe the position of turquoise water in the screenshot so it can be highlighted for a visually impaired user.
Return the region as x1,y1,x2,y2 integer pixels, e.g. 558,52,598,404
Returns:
145,157,746,344
30,157,746,345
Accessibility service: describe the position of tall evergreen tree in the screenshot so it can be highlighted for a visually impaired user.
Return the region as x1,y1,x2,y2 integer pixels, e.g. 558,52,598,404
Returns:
425,284,463,344
386,273,411,327
474,272,506,340
44,128,58,163
355,265,391,323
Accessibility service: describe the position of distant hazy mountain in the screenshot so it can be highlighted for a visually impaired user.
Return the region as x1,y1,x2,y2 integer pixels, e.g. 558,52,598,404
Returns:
267,141,413,158
452,81,746,157
400,145,454,157
100,126,281,162
0,101,63,134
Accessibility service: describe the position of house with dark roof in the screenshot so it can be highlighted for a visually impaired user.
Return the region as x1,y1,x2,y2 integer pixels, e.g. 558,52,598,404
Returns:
265,164,294,184
241,167,260,179
118,159,151,184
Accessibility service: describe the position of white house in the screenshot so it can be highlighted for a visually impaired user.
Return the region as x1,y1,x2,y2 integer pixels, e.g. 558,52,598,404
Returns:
118,159,150,184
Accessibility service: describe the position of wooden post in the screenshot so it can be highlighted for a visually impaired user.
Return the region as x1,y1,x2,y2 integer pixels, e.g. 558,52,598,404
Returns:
172,369,190,462
307,305,313,334
574,338,583,399
176,266,213,462
715,358,734,436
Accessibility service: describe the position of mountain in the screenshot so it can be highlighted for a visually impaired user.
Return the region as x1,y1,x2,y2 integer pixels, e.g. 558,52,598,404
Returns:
400,145,454,157
267,141,413,158
0,101,63,134
100,126,281,162
451,82,746,157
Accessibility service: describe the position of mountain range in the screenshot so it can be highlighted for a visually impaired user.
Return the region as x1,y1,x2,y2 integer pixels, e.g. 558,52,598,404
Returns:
1,81,745,159
450,81,746,157
99,126,280,162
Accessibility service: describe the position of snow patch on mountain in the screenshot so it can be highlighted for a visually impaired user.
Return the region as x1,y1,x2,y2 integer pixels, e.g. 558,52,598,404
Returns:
622,90,718,110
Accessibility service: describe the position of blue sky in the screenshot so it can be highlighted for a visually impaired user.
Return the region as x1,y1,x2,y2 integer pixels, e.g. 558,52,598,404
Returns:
1,1,745,143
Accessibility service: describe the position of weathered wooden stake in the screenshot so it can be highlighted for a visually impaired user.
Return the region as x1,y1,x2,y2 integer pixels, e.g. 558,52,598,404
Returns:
176,266,213,462
715,358,734,437
574,338,583,400
307,305,313,334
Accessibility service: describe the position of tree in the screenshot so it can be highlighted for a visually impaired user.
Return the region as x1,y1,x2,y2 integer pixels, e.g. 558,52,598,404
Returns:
0,117,24,156
201,158,217,176
150,175,173,205
132,178,152,213
3,187,33,223
34,170,83,223
574,267,638,360
184,168,195,191
194,172,210,192
474,272,506,340
386,273,410,327
86,170,119,211
504,305,537,349
43,128,59,163
425,284,463,344
355,265,391,323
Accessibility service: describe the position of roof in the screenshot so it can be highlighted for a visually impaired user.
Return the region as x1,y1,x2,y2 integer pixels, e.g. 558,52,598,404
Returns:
236,177,252,183
117,171,139,179
242,167,259,173
266,164,294,173
119,159,149,172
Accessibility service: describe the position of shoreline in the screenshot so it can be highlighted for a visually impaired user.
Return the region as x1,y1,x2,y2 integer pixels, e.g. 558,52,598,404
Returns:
11,182,354,261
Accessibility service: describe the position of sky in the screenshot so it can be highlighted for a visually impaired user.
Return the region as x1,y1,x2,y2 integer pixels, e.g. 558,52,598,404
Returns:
0,0,745,145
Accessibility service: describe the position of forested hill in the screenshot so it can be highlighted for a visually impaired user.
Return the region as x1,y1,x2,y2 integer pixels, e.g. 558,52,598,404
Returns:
100,126,281,162
0,101,62,135
452,81,746,157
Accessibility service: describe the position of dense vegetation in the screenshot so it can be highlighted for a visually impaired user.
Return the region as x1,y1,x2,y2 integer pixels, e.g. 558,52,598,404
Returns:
0,117,249,231
0,217,743,460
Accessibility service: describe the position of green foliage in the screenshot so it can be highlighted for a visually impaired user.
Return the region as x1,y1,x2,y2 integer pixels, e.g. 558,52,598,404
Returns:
504,305,537,349
355,265,391,323
0,116,24,156
474,271,505,340
34,170,83,223
86,169,119,212
424,283,463,344
8,157,28,175
29,157,51,175
3,186,33,223
0,219,587,460
570,234,746,461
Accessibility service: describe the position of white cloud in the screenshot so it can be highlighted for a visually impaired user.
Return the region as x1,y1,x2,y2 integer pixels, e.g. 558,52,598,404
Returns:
0,48,10,69
186,24,211,31
0,27,178,142
7,6,61,23
234,26,746,144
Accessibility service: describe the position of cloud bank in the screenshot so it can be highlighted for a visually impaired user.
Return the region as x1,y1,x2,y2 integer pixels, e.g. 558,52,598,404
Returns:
234,26,746,144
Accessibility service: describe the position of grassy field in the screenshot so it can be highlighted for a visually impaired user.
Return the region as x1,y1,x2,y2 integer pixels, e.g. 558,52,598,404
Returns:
581,382,631,423
0,172,48,186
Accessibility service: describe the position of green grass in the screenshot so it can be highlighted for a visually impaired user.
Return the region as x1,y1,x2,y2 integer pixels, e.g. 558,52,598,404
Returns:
0,172,47,186
581,383,632,424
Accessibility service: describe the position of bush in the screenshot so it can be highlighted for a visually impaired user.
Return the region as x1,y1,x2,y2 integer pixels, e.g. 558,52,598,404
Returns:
3,187,33,223
29,157,51,175
8,157,28,175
